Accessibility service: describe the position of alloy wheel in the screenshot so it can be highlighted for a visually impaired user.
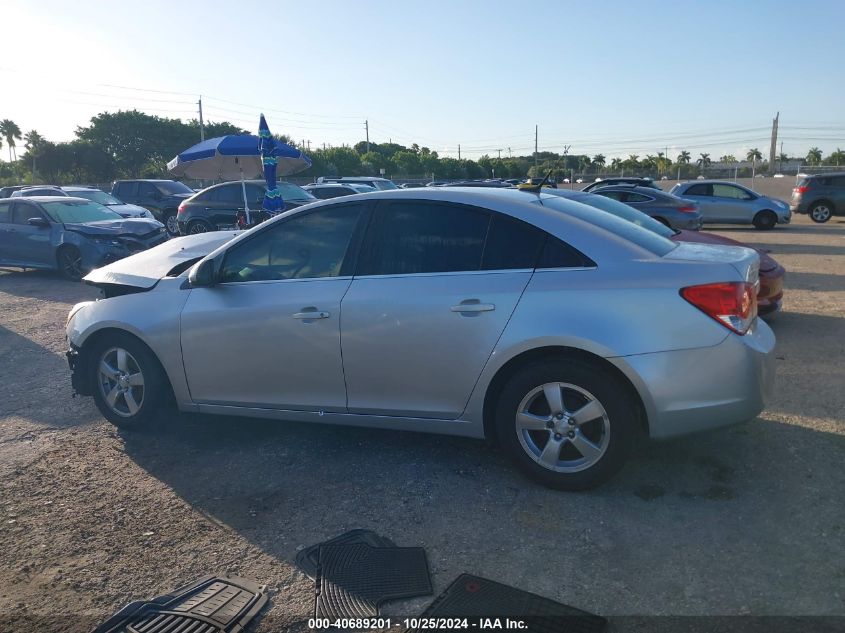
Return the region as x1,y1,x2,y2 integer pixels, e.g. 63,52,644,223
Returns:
165,214,180,235
97,347,145,418
515,382,610,473
811,205,831,222
59,249,84,280
188,222,208,234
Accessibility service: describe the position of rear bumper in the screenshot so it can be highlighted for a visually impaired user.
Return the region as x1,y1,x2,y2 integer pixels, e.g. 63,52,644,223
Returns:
758,266,785,315
616,320,775,439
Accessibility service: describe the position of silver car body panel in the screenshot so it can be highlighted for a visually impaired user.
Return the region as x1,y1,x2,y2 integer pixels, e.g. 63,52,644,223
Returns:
67,188,775,441
670,181,791,225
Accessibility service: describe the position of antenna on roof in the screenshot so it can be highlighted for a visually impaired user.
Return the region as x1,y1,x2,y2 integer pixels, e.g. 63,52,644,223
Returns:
516,170,553,192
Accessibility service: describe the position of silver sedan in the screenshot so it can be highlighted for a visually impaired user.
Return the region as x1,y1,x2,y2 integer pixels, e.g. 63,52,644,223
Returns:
66,188,775,490
669,180,791,229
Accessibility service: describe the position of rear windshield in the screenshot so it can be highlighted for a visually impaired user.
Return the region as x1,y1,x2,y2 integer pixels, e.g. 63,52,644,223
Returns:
156,181,194,195
535,195,678,256
571,192,676,238
370,180,398,190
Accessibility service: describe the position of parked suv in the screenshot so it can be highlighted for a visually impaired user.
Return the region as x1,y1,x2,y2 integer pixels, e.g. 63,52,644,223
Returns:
790,172,845,223
176,180,316,234
111,179,195,236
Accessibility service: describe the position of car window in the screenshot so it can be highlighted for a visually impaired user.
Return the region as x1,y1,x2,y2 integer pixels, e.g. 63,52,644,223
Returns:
0,200,11,222
684,183,711,196
359,201,489,275
11,202,45,224
830,176,845,187
537,236,595,268
114,182,136,198
712,184,751,199
219,204,364,283
156,181,194,195
594,190,627,202
481,214,546,270
216,184,243,205
246,184,265,205
625,192,654,203
192,188,217,203
138,182,159,198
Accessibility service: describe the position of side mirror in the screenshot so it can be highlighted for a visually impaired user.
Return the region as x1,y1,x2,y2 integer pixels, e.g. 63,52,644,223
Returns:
188,258,218,287
27,217,50,228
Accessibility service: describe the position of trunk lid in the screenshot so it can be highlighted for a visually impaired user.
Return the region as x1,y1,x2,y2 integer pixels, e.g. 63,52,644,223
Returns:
664,241,760,285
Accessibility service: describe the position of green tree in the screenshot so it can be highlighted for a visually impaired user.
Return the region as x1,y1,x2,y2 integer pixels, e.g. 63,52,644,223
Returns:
806,147,822,165
677,150,691,164
826,148,845,166
697,153,711,173
591,154,605,174
0,119,22,162
720,154,737,164
23,130,46,181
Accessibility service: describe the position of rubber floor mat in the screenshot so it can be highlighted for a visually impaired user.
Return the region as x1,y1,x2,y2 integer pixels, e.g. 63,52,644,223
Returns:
296,529,396,580
409,574,606,633
315,543,432,619
92,575,268,633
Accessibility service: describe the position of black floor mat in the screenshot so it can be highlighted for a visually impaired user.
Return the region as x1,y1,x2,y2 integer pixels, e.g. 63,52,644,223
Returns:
409,574,606,633
92,575,268,633
315,543,432,619
295,529,396,580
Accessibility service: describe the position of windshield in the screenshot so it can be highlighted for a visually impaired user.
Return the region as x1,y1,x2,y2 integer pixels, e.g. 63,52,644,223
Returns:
571,192,677,238
41,200,123,223
155,181,194,195
535,195,677,256
279,182,316,201
371,180,398,190
73,190,123,205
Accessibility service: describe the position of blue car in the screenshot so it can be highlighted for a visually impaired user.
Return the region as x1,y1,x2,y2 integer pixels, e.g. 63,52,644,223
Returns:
0,197,168,280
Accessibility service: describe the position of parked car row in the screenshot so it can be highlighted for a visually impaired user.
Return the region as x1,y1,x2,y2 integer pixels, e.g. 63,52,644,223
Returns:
65,186,778,491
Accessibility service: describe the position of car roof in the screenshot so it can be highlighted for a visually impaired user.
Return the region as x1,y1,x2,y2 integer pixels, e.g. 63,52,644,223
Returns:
676,179,747,185
14,196,92,203
805,171,845,178
61,186,97,191
304,183,358,188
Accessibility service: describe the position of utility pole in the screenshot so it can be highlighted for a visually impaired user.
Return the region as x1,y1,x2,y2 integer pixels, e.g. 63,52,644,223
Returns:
307,140,311,151
198,97,204,141
458,144,461,160
769,112,779,174
780,141,784,171
365,120,370,153
534,125,538,167
508,147,512,158
496,148,502,160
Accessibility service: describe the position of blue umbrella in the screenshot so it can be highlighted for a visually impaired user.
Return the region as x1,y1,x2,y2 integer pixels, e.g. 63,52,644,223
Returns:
167,133,311,225
259,114,284,217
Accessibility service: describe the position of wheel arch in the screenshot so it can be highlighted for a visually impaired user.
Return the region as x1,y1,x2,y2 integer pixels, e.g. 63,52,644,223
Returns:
74,326,174,402
810,198,835,211
481,345,649,444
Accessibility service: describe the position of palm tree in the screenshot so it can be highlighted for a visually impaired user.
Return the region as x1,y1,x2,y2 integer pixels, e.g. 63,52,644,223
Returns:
777,152,789,163
828,148,845,166
677,150,691,165
0,119,22,162
24,130,46,180
697,153,711,173
592,154,605,174
746,148,762,163
806,147,822,165
720,155,737,164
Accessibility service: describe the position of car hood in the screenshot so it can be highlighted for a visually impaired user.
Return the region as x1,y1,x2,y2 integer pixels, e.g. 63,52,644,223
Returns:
105,203,149,217
83,230,240,289
672,229,779,272
65,218,165,236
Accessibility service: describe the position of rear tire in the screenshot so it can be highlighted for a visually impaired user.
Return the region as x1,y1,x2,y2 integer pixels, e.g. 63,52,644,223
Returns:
494,358,637,490
88,333,169,428
56,245,85,281
753,210,777,230
809,201,833,223
187,220,212,235
163,211,179,236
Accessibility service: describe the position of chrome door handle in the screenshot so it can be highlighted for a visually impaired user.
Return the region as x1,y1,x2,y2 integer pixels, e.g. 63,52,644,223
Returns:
292,310,330,319
451,303,495,313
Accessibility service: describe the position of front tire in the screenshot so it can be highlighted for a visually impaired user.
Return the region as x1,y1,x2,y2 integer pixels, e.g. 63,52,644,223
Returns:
187,220,212,234
495,359,637,490
809,201,833,223
56,245,85,281
89,333,169,428
163,211,180,236
753,210,777,230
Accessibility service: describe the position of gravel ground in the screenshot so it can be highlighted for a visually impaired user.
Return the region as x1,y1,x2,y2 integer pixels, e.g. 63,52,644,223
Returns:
0,213,843,632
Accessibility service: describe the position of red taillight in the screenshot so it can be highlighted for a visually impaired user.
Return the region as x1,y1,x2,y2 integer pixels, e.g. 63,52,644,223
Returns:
177,202,186,215
680,282,757,335
677,205,697,213
794,186,808,194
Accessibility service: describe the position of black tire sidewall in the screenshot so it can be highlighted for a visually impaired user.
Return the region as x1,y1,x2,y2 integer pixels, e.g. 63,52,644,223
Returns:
754,211,777,230
56,246,83,281
495,359,637,490
88,333,168,428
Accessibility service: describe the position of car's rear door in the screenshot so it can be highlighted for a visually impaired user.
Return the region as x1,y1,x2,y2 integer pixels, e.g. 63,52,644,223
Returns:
0,200,13,264
179,201,369,411
679,183,718,221
339,200,542,419
830,175,845,211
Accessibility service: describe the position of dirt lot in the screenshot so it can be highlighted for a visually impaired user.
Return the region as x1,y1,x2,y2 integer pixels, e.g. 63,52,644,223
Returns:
0,213,843,632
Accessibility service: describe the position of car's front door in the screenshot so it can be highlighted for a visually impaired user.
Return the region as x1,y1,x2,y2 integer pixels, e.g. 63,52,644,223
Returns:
8,202,54,266
179,202,368,411
137,182,163,214
340,200,541,419
710,183,755,223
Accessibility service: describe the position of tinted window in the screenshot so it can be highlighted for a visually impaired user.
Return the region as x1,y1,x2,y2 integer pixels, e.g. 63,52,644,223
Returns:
537,236,594,269
594,190,626,201
246,184,265,205
0,200,11,222
115,182,136,198
482,214,545,270
192,188,217,203
220,204,363,283
216,184,243,204
712,184,751,199
625,192,654,203
310,188,337,200
360,202,489,275
684,183,711,196
138,183,159,198
830,176,845,187
156,181,194,195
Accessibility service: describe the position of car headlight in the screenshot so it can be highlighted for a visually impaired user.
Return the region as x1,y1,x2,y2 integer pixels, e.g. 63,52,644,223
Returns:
92,236,124,248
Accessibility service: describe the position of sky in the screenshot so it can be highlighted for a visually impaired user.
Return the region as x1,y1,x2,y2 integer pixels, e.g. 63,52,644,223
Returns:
2,0,844,163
